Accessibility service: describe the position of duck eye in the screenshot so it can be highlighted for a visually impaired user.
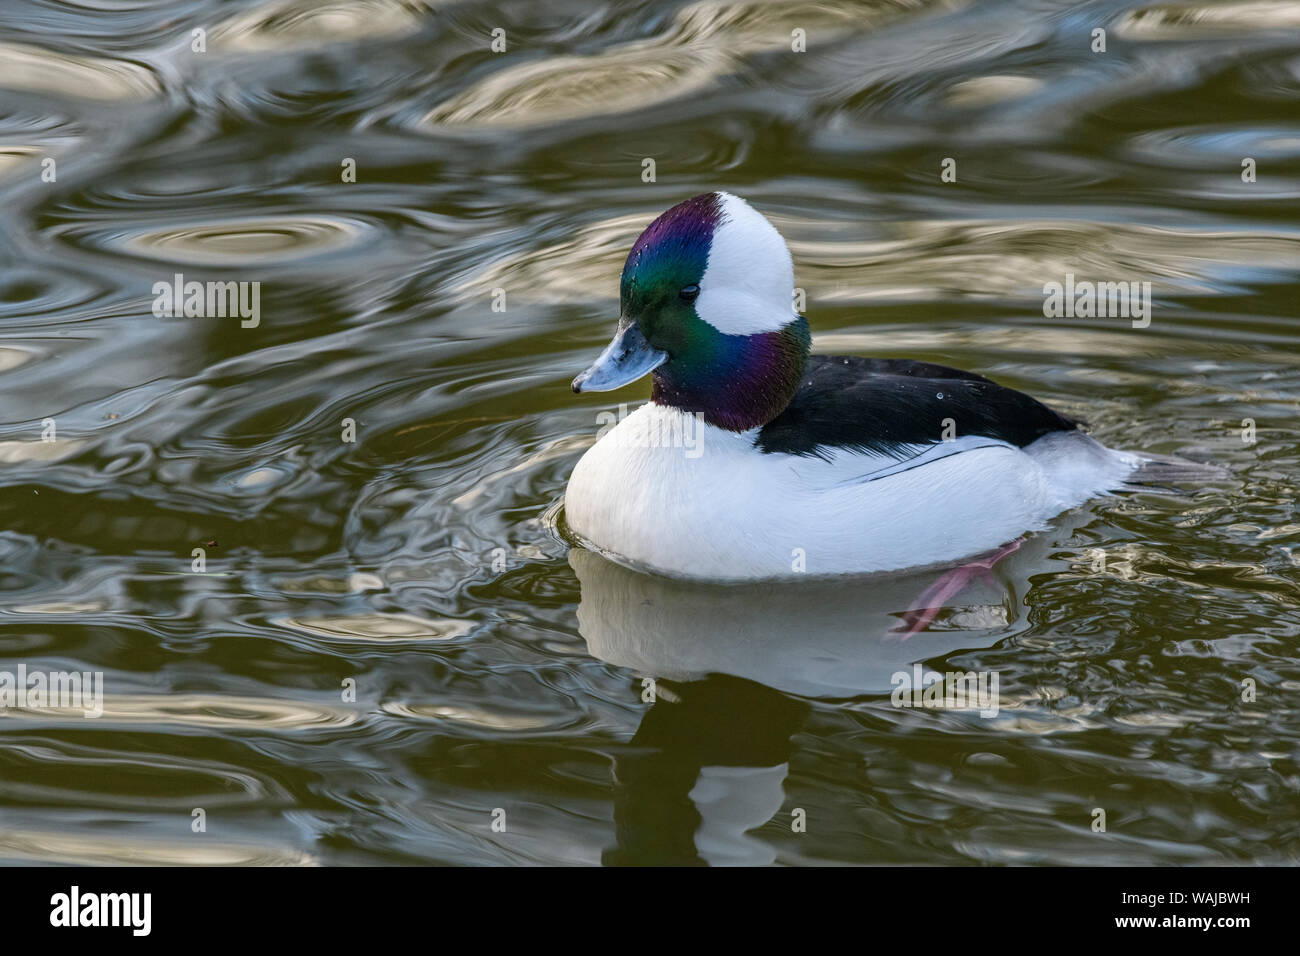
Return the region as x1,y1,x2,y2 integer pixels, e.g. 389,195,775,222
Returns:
679,284,700,302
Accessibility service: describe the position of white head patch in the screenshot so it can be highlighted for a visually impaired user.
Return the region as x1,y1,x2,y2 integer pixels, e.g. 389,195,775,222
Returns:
695,192,796,336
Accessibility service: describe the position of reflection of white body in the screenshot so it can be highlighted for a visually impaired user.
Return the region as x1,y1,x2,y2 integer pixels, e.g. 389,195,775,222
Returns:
575,541,1066,865
569,545,1052,698
567,402,1137,581
689,764,785,867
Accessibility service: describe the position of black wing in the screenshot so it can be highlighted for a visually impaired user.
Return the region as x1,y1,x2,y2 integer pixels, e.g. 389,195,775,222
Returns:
756,355,1083,459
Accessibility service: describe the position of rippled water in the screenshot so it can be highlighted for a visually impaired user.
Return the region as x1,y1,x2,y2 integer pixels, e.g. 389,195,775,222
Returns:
0,0,1297,865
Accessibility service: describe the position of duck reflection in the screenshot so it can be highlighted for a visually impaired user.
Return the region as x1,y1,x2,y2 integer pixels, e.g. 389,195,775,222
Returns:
571,545,1034,698
602,674,805,866
569,542,1052,865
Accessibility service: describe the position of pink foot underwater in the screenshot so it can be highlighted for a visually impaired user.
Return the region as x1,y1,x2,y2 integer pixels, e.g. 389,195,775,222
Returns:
888,538,1024,638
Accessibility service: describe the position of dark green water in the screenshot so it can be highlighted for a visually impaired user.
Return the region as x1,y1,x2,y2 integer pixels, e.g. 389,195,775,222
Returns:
0,0,1297,865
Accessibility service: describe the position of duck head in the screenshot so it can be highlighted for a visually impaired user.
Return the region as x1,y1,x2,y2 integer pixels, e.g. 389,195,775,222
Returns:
572,191,810,431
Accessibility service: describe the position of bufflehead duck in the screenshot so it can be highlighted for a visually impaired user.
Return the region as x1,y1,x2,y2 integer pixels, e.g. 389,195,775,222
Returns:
566,191,1208,581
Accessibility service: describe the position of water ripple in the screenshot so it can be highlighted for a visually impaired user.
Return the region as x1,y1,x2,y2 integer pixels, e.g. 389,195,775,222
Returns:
0,693,359,729
0,40,161,100
108,214,373,266
0,829,316,866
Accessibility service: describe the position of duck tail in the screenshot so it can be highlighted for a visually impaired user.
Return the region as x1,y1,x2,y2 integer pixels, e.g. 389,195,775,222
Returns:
1121,452,1231,492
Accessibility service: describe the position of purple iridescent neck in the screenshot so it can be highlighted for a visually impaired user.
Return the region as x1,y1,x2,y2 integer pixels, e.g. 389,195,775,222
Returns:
652,317,811,431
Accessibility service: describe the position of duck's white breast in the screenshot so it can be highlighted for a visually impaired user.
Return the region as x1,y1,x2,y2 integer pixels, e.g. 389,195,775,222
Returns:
565,403,1132,580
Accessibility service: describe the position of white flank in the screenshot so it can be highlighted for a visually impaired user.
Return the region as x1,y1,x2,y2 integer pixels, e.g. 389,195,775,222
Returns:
565,403,1140,580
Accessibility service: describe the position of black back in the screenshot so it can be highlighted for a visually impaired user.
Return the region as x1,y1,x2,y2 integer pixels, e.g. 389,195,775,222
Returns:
756,355,1082,459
